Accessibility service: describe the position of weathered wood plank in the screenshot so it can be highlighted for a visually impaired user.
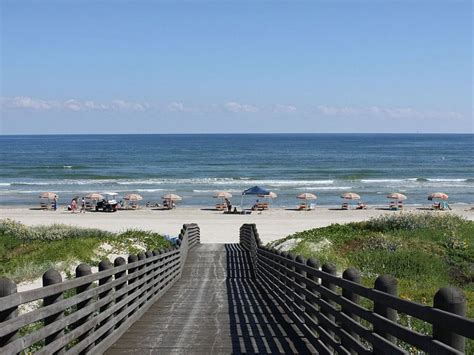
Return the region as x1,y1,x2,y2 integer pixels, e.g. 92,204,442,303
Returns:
106,244,314,354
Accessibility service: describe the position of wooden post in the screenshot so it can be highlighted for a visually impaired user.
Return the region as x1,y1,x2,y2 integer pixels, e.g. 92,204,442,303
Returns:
156,249,165,294
127,254,139,315
321,263,337,339
373,275,397,353
295,255,306,316
433,287,466,352
43,269,65,354
306,258,320,337
287,253,297,311
0,277,18,347
144,251,154,302
152,249,160,296
75,263,93,352
342,267,361,354
114,257,126,329
98,259,114,342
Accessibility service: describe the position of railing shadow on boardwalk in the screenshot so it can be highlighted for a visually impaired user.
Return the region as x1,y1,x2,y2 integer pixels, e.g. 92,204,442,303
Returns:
225,243,314,354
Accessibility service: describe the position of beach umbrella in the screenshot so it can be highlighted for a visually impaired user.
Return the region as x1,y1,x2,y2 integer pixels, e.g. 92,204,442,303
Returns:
162,193,182,201
297,193,317,200
341,192,361,200
39,192,58,199
85,193,103,200
124,193,143,201
213,191,232,199
428,192,448,201
241,186,270,209
258,191,278,198
386,193,407,200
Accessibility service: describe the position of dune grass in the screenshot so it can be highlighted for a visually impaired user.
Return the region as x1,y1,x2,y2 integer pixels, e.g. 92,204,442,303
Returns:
0,219,171,283
269,212,474,351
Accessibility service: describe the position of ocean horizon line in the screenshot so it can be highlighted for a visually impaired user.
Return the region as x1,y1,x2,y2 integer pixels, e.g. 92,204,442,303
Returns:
1,132,473,137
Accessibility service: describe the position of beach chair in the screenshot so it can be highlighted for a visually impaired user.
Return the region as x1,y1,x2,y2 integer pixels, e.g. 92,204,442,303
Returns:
40,201,49,210
389,201,398,210
341,202,349,210
439,201,451,210
356,202,367,210
398,201,404,209
297,203,307,211
215,203,226,211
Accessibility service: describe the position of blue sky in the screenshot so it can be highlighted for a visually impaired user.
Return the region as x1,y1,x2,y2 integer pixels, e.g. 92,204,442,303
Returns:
0,0,472,134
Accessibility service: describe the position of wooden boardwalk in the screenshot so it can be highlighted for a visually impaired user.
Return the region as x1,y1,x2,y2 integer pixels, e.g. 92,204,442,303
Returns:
107,244,314,354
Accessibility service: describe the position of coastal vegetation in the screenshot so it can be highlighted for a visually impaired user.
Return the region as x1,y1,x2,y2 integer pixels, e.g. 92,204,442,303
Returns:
269,213,474,316
270,212,474,352
0,219,171,283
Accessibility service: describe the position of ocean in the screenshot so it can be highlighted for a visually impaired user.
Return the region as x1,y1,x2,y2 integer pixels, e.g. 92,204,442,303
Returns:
0,134,472,207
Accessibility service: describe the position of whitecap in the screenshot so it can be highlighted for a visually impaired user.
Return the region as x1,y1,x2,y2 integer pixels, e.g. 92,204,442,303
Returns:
426,178,468,182
296,186,352,191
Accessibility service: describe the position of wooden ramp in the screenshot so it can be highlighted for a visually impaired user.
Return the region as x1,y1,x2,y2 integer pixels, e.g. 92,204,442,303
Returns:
107,244,314,354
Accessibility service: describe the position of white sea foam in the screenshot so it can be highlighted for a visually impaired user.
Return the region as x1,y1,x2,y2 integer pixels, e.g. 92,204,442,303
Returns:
0,183,11,186
135,189,169,192
426,178,468,182
296,186,352,191
361,178,416,183
117,178,335,186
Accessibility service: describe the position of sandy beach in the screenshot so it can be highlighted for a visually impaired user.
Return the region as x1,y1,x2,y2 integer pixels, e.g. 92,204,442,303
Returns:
1,205,473,244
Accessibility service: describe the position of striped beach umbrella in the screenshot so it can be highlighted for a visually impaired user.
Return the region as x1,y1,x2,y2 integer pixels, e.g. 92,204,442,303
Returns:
124,193,143,201
213,191,232,199
39,192,58,199
386,193,407,200
341,192,361,200
162,193,182,201
297,192,317,200
428,192,448,200
258,191,278,198
85,193,103,200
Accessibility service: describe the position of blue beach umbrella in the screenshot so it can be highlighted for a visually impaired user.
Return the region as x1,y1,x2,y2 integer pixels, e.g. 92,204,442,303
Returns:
241,186,270,209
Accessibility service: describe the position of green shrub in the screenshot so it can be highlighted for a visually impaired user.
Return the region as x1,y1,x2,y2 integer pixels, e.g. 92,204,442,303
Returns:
0,219,171,282
348,249,448,282
364,212,467,234
0,218,111,242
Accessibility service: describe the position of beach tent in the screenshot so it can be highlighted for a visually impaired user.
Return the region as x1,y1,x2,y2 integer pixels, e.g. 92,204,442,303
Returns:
241,186,270,209
242,186,270,195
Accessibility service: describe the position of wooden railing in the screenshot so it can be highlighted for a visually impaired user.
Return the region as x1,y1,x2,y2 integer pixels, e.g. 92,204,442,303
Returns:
240,223,474,354
0,223,200,354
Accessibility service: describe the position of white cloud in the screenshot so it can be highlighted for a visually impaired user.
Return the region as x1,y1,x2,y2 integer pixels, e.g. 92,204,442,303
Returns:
273,104,297,113
1,96,58,110
316,105,464,120
0,96,149,112
1,97,464,121
167,101,185,112
224,102,259,113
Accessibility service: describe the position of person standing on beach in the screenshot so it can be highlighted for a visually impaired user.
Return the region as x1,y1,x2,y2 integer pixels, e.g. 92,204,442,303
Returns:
225,198,232,212
71,199,77,213
52,196,57,211
80,197,86,213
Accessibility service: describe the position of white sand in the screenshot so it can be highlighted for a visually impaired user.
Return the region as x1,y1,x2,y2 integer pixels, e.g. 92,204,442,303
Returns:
1,205,473,244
